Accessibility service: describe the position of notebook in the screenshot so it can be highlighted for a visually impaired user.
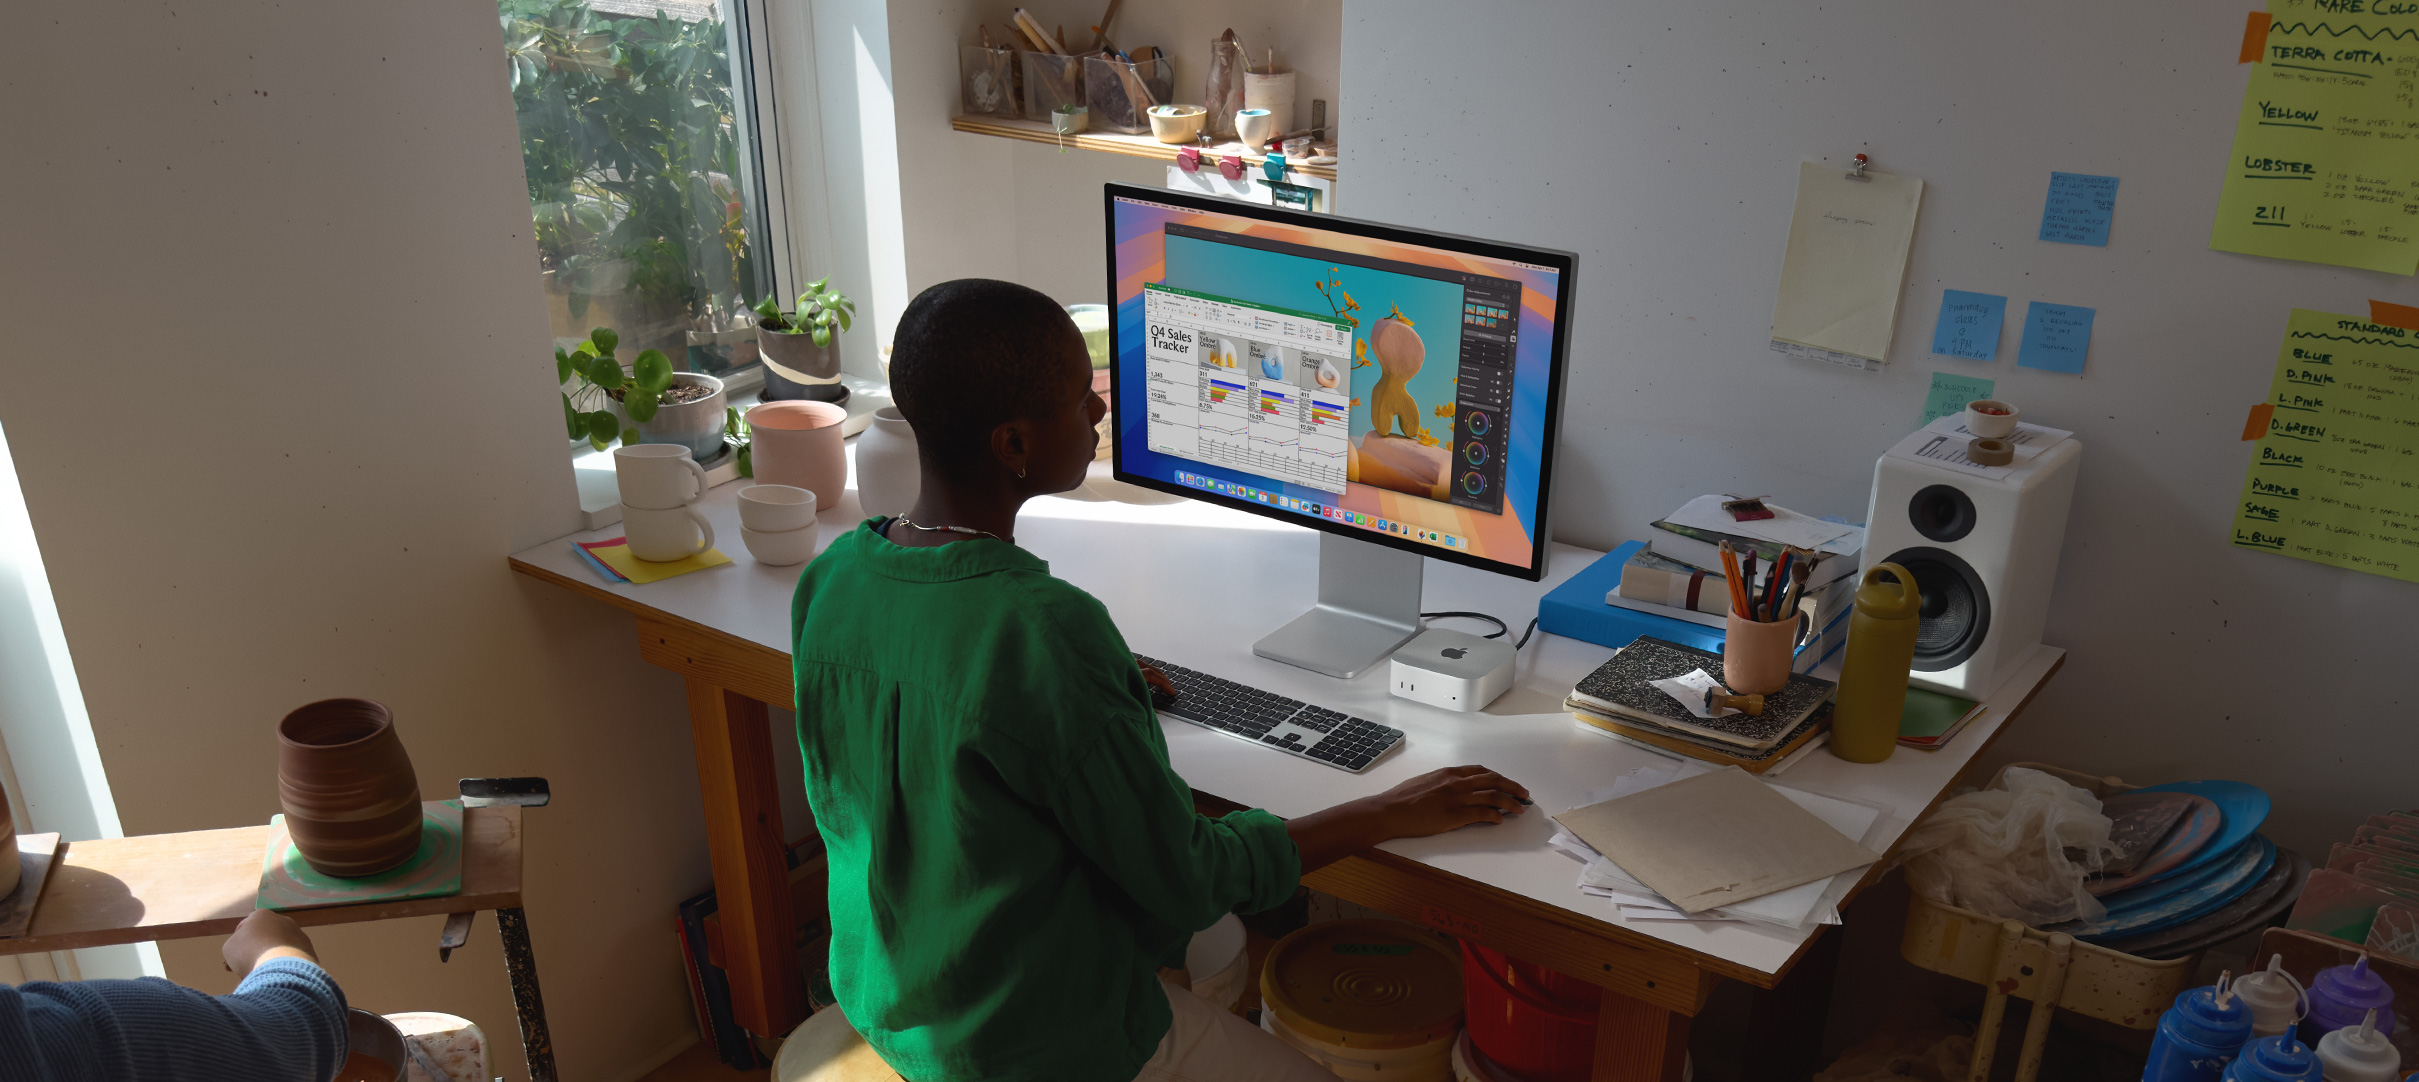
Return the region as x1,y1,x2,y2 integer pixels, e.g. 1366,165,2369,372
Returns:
1570,637,1837,750
1570,701,1832,774
1554,767,1882,914
1897,687,1984,749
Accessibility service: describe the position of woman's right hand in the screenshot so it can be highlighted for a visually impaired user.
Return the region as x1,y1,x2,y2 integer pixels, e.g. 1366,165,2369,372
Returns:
1368,766,1531,837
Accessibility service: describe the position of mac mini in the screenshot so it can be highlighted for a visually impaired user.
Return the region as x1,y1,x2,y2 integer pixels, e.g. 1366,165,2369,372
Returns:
1388,629,1515,713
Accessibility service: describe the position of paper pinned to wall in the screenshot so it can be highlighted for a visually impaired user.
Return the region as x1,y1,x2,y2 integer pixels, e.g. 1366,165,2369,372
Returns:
1770,160,1924,365
1921,371,1996,426
2230,307,2419,584
2209,5,2419,274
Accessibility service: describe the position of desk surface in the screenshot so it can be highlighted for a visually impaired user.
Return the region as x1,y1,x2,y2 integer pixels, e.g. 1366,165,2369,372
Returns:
509,460,2059,983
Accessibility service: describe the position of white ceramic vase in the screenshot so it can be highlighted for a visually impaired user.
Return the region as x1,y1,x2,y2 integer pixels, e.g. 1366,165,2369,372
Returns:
855,407,921,518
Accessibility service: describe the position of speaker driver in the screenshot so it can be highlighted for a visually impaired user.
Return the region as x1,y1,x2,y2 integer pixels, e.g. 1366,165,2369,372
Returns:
1908,484,1977,543
1880,546,1991,671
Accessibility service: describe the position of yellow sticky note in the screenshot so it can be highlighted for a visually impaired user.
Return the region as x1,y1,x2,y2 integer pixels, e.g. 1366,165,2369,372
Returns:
588,540,732,584
2209,6,2419,274
2229,308,2419,583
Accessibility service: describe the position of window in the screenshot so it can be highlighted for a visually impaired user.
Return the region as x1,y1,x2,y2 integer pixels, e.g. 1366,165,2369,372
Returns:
497,0,780,386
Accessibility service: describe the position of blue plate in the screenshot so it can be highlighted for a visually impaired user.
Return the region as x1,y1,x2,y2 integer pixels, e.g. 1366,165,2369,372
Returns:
2098,836,2257,916
2126,780,2270,882
2068,836,2276,941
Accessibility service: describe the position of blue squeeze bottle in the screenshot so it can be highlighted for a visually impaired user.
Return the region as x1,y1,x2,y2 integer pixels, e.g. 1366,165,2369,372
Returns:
2219,1034,2320,1081
2145,977,2253,1082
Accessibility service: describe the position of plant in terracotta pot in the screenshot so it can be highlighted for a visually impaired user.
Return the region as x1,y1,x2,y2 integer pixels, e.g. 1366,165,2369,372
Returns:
753,278,856,405
557,326,728,462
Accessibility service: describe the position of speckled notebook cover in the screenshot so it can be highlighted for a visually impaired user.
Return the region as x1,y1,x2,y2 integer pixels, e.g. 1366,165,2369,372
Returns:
1570,637,1837,750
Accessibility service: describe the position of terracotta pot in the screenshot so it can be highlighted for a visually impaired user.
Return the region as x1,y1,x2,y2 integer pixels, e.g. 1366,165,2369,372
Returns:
747,401,848,510
277,699,423,878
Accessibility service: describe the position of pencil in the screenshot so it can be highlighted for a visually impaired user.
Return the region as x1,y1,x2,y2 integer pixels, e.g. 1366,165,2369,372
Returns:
1719,541,1749,618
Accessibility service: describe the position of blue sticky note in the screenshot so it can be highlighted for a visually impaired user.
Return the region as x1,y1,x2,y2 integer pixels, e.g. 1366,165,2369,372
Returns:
1930,290,2008,361
2040,172,2118,246
2017,301,2095,374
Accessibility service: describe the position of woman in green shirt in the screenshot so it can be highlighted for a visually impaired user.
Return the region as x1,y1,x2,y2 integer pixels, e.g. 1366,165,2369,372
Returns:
790,278,1531,1082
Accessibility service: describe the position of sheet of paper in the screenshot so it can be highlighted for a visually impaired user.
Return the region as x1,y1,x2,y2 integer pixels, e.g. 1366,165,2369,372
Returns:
1769,160,1925,364
2040,173,2119,246
1572,777,1883,929
2210,5,2419,274
1554,766,1880,914
2018,302,2097,374
1663,494,1855,551
2230,308,2419,583
1931,290,2008,361
1650,669,1737,719
1884,415,2074,481
1921,372,1997,427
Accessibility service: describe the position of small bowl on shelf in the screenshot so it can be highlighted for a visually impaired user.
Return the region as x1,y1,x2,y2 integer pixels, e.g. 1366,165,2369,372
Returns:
1051,104,1089,136
1147,104,1207,144
1965,399,2019,438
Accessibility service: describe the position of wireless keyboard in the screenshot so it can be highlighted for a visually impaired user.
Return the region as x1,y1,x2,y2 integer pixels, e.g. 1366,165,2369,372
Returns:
1135,655,1406,773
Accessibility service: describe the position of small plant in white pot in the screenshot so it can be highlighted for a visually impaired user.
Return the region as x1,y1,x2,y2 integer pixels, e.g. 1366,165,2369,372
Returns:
754,278,856,405
557,326,727,461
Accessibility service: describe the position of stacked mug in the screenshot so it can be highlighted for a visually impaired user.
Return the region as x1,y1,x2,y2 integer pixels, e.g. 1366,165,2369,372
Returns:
738,484,820,566
614,445,716,562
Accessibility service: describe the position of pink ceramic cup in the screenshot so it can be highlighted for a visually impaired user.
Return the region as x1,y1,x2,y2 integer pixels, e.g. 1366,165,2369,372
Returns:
747,401,847,511
1721,609,1803,696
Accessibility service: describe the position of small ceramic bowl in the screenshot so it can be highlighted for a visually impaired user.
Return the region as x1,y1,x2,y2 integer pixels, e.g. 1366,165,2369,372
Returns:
1234,108,1275,148
737,485,816,533
742,523,820,567
1965,399,2019,438
1051,104,1089,135
1147,104,1206,144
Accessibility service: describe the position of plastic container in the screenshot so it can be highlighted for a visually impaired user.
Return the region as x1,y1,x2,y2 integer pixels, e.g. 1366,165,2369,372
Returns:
1021,51,1085,121
2143,984,2252,1082
2302,956,2396,1046
1459,940,1598,1082
958,44,1021,117
1830,562,1923,763
1081,53,1173,134
2233,955,2309,1040
2314,1009,2399,1082
2221,1035,2321,1081
1261,920,1462,1082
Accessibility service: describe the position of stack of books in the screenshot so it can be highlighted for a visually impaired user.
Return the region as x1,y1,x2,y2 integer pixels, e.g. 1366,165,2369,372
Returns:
1565,637,1838,774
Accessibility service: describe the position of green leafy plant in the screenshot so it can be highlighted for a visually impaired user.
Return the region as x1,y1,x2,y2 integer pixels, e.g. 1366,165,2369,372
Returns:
754,278,856,349
723,405,753,477
556,326,677,450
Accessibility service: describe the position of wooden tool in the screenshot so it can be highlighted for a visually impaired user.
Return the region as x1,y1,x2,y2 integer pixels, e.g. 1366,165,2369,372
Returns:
1010,8,1063,53
1088,0,1123,50
1706,688,1766,716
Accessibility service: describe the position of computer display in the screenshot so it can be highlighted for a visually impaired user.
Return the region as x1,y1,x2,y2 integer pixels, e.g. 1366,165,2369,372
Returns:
1106,184,1574,578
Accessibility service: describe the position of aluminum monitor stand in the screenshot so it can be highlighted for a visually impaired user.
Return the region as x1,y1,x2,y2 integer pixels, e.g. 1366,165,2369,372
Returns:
1253,532,1423,679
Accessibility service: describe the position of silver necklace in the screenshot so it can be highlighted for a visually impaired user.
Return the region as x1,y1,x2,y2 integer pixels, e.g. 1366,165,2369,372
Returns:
895,515,1009,543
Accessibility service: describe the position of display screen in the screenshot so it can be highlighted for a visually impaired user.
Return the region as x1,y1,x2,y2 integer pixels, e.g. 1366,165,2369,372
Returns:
1108,189,1569,575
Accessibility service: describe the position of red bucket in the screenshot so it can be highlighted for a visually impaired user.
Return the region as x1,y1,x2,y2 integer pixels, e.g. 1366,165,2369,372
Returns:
1458,940,1601,1082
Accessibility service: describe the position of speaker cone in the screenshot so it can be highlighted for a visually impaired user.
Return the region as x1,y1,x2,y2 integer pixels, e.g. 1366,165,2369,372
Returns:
1908,484,1977,543
1881,546,1990,671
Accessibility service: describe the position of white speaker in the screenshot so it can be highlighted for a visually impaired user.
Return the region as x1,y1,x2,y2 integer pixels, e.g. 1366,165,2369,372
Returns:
1859,437,2082,698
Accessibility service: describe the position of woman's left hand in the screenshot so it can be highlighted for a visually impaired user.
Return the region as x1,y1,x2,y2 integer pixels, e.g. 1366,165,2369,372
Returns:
1137,660,1176,701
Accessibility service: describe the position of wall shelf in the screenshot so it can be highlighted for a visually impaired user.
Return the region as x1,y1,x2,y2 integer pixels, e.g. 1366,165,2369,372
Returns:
949,115,1337,181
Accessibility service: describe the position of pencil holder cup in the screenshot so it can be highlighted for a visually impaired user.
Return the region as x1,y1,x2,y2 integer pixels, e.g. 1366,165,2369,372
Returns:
1722,610,1801,696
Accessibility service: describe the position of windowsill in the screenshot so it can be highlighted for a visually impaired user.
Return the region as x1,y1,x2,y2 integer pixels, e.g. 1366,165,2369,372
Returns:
570,373,895,529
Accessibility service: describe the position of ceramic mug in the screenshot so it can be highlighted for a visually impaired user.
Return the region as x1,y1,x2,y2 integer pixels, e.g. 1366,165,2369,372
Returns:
1722,609,1804,696
741,523,820,567
1234,108,1275,149
737,484,818,532
747,401,848,510
613,444,708,510
622,503,715,562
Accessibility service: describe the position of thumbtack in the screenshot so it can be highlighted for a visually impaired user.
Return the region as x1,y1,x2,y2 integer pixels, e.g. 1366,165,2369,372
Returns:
1847,152,1871,180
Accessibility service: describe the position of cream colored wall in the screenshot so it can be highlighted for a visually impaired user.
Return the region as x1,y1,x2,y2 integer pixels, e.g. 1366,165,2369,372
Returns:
1,3,727,1078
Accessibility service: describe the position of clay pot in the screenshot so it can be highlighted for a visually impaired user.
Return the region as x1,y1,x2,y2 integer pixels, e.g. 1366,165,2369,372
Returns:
747,401,848,511
277,699,423,878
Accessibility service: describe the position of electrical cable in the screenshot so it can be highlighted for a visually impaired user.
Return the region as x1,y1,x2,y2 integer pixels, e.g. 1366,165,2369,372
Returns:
1420,611,1543,650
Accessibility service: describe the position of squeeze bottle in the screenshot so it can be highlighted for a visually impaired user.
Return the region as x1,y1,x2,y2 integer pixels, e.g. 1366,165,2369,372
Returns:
2223,1035,2322,1082
2303,956,2396,1045
2144,981,2252,1082
2234,955,2309,1039
2315,1009,2399,1082
1829,563,1921,764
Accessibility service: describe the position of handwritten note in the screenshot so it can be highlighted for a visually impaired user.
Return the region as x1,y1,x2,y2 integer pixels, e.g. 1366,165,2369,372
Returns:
2017,302,2096,375
1921,372,1997,426
1770,160,1926,364
1930,290,2008,360
2040,173,2119,246
2209,4,2419,274
2230,308,2419,583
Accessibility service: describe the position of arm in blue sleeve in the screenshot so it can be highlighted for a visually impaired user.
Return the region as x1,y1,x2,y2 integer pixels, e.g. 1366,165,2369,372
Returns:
0,957,349,1082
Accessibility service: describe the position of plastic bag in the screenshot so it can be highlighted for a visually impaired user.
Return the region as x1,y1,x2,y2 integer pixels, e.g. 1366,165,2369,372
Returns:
1202,30,1245,139
1896,766,2121,926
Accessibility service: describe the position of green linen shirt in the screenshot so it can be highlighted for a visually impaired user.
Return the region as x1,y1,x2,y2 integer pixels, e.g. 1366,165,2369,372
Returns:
789,521,1302,1082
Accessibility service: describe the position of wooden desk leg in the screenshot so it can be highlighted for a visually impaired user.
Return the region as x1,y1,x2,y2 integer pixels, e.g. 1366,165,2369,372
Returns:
1593,991,1691,1082
496,906,558,1082
685,678,805,1038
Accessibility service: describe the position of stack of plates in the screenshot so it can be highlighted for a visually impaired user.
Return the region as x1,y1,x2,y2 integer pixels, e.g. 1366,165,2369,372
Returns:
2045,781,2306,958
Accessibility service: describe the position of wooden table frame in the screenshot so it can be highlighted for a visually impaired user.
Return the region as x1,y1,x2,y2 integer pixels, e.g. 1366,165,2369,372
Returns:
511,552,2060,1082
0,804,559,1081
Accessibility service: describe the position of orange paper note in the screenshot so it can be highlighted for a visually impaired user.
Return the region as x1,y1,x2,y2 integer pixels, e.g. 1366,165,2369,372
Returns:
2242,402,2275,441
2370,300,2419,331
2239,12,2270,64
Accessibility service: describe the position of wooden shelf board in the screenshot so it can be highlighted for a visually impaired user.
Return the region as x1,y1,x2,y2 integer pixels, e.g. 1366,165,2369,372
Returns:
949,115,1337,181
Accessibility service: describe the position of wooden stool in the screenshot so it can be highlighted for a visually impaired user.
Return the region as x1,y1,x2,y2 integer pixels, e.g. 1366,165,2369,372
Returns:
772,1007,903,1082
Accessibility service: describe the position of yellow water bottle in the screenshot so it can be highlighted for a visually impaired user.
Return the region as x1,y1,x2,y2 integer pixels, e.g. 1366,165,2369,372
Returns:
1831,563,1922,763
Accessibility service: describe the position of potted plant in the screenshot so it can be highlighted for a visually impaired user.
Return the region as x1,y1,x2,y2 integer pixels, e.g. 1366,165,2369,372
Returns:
754,278,856,404
557,326,728,462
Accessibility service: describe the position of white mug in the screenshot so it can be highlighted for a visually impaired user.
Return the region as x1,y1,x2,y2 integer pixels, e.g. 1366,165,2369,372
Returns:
737,485,817,533
614,445,708,510
621,503,715,562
